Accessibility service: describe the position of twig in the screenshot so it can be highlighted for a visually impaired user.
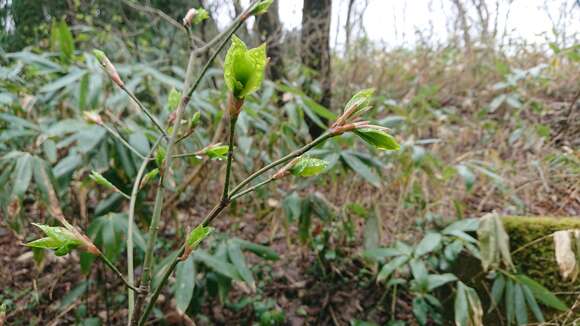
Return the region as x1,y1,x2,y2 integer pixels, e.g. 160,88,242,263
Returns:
120,84,169,139
127,136,163,323
135,5,254,325
221,115,238,203
100,254,141,293
138,131,337,325
228,131,334,197
99,123,147,160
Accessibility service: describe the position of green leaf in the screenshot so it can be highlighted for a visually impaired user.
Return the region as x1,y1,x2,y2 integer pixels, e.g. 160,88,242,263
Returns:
412,298,428,325
203,144,229,160
26,223,81,256
174,255,195,313
39,69,85,93
57,19,75,64
155,147,166,167
227,241,255,290
514,283,528,325
58,281,89,310
456,164,475,191
344,88,375,116
455,282,469,326
363,214,380,251
129,131,150,156
25,237,61,249
514,274,568,311
442,218,479,233
363,248,402,261
477,213,514,271
79,73,89,110
426,273,457,291
282,191,302,222
43,139,58,163
303,96,337,120
53,153,82,178
190,111,201,128
414,233,442,257
89,171,116,190
252,0,273,15
377,255,408,282
522,284,544,322
290,157,328,177
233,238,279,260
140,168,159,187
455,282,483,326
167,88,181,111
505,279,515,324
186,225,213,250
489,274,505,313
88,213,146,261
224,36,267,98
354,128,400,151
409,259,428,282
12,153,33,198
342,153,381,188
192,8,209,25
193,251,242,281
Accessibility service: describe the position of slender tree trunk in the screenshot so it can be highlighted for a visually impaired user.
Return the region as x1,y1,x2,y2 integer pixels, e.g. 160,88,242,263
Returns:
301,0,332,138
255,0,284,81
344,0,355,57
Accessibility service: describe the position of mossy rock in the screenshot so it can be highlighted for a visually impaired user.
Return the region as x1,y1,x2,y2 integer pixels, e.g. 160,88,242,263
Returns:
502,216,580,306
450,216,580,323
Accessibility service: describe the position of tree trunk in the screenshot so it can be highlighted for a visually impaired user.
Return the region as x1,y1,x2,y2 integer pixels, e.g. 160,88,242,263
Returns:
301,0,332,138
255,0,284,82
344,0,355,57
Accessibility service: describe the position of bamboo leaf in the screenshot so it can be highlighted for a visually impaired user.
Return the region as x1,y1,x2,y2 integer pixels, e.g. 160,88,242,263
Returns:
514,274,568,311
354,128,400,151
174,255,195,313
227,241,255,291
414,233,442,257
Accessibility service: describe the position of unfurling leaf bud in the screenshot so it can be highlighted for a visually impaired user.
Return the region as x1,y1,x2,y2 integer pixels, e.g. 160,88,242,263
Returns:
83,111,103,125
183,8,209,27
156,147,166,167
26,223,83,256
274,156,328,179
200,143,229,160
167,88,181,111
140,168,159,188
333,88,375,127
224,36,267,100
354,128,400,151
289,157,329,177
181,225,213,259
93,50,124,87
89,171,116,190
190,111,201,129
251,0,273,16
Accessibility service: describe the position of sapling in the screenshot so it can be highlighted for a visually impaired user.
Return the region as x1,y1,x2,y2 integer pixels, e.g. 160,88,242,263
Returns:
27,1,400,324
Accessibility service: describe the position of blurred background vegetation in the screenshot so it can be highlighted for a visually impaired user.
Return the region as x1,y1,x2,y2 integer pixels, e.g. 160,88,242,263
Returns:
0,0,578,325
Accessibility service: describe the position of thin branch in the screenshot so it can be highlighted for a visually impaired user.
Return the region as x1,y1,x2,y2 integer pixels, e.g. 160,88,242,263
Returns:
221,115,238,203
229,131,334,197
139,131,337,325
135,6,253,325
229,177,273,201
121,0,185,31
100,254,141,293
120,85,169,139
127,136,163,323
99,123,146,160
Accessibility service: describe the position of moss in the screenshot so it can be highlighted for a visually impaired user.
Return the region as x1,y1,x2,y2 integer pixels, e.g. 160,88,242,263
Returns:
451,216,580,323
502,216,580,306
